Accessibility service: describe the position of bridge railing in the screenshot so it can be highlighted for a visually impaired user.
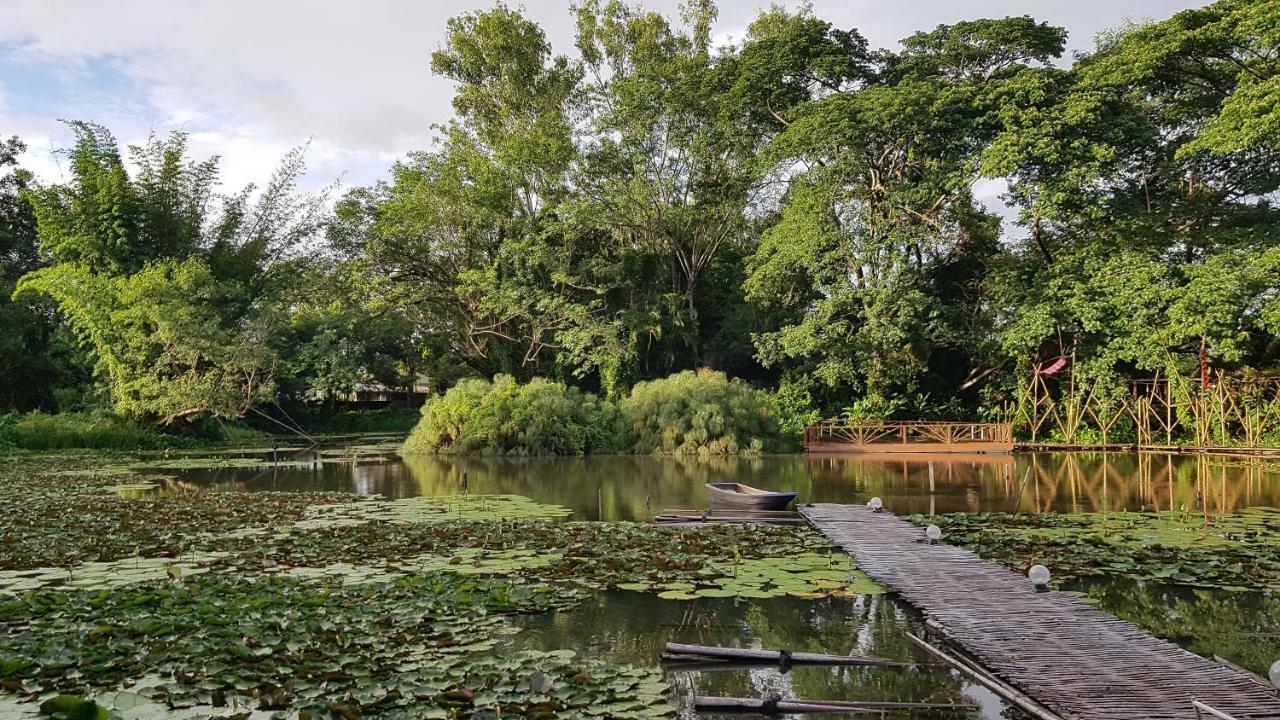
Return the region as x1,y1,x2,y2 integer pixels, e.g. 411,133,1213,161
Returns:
803,420,1014,448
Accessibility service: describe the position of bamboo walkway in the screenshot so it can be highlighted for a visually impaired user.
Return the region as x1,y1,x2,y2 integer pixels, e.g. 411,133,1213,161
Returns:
799,503,1280,720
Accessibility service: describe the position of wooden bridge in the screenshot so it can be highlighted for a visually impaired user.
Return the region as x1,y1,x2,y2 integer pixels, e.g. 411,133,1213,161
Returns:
800,503,1280,720
803,420,1014,454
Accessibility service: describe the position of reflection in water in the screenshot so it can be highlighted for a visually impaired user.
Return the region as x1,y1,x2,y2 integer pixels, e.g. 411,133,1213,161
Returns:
1072,579,1280,677
168,451,1280,520
148,448,1280,712
510,591,1015,719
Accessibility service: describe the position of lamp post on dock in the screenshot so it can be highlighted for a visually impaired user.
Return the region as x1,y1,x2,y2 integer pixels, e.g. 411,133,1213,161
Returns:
1028,564,1051,592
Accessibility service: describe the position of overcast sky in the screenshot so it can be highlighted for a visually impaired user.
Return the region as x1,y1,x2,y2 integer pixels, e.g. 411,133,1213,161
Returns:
1,0,1201,203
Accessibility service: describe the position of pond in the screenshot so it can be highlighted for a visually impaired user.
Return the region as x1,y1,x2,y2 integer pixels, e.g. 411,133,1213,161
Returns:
145,446,1280,681
510,591,1012,719
158,449,1280,519
9,446,1280,718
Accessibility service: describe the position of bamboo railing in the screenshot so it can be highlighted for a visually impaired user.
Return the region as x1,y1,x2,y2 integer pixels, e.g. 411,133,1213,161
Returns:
804,420,1014,452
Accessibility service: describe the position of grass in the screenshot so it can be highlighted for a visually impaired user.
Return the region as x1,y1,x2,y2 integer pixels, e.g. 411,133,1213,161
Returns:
0,412,185,453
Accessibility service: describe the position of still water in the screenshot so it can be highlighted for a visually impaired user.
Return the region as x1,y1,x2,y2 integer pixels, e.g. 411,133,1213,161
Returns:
166,450,1280,520
148,447,1280,704
510,591,1012,719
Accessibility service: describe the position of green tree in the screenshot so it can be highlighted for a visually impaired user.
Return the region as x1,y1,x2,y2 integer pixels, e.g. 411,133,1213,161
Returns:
370,5,602,382
17,123,330,423
744,12,1064,414
0,135,71,411
989,0,1280,391
570,0,760,380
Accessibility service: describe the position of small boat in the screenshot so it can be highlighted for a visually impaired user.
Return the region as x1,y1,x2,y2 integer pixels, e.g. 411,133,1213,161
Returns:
705,483,798,511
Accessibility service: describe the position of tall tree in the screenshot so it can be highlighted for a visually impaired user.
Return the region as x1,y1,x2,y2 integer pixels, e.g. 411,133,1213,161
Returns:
744,12,1064,413
0,135,68,411
17,124,330,423
989,0,1280,387
370,5,600,381
572,0,759,375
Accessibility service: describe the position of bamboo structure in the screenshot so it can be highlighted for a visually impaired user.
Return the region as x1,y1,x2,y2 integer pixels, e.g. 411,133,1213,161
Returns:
804,420,1014,453
1014,370,1280,450
661,642,910,668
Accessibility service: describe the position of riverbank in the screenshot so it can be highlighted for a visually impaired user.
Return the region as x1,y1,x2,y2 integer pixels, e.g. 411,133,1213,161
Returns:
0,408,419,456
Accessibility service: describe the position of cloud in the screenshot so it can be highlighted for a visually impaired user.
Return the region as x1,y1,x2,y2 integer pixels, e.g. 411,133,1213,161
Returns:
0,0,1201,196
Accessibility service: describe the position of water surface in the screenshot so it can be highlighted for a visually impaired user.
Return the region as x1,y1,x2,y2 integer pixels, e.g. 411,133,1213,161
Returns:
511,590,1017,719
165,450,1280,519
146,447,1280,683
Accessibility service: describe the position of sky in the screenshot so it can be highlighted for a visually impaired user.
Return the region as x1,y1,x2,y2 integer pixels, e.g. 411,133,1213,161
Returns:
0,0,1203,208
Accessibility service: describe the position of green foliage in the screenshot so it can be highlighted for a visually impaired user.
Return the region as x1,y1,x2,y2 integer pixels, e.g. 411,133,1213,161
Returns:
21,258,277,423
310,407,421,434
619,369,782,455
768,377,821,441
0,412,177,452
904,509,1280,590
8,0,1280,446
0,135,71,413
13,123,350,426
403,376,620,455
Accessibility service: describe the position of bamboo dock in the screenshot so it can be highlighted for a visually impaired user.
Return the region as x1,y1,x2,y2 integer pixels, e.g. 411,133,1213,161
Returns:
799,503,1280,720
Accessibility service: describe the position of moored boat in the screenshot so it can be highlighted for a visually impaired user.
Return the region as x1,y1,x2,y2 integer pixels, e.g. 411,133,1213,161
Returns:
705,483,798,511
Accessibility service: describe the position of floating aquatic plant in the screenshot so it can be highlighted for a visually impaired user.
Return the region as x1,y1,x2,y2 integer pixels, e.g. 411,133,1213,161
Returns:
0,574,672,718
903,510,1280,590
293,494,573,529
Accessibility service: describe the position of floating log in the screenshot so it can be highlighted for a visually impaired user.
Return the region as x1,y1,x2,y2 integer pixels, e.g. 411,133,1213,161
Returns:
654,516,808,526
659,508,802,518
693,697,879,715
653,508,807,526
693,696,974,715
663,642,911,668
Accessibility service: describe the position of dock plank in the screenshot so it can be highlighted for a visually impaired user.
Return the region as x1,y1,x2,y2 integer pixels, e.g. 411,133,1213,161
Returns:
800,503,1280,720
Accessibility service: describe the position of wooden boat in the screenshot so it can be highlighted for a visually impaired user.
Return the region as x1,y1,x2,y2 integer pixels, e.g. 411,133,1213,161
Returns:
705,483,798,511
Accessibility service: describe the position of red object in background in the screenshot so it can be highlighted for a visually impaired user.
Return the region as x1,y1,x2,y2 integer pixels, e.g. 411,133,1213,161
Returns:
1038,357,1067,376
1200,344,1210,389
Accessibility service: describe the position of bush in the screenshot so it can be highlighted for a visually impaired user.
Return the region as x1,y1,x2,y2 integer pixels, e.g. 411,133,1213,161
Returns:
619,369,783,455
0,411,182,452
402,375,620,455
769,377,820,443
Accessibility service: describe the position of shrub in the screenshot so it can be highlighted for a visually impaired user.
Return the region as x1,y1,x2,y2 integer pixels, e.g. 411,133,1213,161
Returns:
769,377,820,443
402,375,620,455
619,369,783,455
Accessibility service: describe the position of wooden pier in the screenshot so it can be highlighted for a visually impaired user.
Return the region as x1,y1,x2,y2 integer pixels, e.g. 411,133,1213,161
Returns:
799,503,1280,720
804,420,1014,454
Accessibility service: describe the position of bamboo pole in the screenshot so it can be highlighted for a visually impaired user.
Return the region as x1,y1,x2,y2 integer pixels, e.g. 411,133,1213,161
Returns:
905,633,1065,720
693,696,974,714
663,642,911,667
693,697,880,715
